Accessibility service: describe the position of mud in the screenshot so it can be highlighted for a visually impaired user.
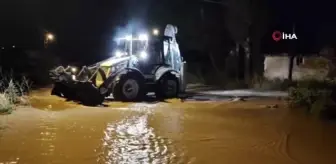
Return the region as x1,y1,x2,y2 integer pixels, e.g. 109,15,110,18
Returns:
0,91,336,164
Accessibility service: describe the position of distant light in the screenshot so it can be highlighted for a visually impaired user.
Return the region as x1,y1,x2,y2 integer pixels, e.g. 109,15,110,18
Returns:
153,28,159,36
115,50,123,57
140,51,147,59
12,45,15,48
1,47,4,50
46,33,54,41
138,34,148,41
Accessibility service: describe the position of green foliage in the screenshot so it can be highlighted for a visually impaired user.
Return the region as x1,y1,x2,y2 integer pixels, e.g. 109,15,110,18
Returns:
288,79,336,117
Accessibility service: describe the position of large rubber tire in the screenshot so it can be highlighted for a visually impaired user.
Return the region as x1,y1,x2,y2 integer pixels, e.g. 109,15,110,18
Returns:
113,74,145,102
155,74,179,99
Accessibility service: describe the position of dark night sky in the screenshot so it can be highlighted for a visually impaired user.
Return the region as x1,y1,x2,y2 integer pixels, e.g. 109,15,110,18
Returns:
0,0,158,63
266,0,336,54
1,0,127,54
0,0,335,62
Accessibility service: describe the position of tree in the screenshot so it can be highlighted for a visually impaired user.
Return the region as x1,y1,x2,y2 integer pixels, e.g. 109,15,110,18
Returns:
224,0,269,80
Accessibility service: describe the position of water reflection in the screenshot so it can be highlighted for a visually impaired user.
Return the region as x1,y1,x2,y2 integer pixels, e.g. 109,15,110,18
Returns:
2,100,336,164
100,114,172,164
38,112,57,156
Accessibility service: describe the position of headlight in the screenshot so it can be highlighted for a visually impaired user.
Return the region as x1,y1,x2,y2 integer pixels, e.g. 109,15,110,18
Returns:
138,34,148,41
71,67,77,73
140,51,147,59
152,29,159,36
125,35,132,41
115,50,123,57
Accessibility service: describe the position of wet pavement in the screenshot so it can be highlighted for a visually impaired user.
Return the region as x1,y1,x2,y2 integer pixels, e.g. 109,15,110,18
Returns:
184,89,287,101
0,90,336,164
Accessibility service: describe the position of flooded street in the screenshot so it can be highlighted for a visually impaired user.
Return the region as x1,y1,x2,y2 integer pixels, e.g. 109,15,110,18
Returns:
1,95,336,164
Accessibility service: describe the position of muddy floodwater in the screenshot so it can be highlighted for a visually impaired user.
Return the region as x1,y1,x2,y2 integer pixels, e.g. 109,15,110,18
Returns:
1,95,336,164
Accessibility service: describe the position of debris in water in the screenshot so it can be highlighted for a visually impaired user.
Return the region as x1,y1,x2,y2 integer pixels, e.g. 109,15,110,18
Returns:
263,104,279,109
231,97,246,102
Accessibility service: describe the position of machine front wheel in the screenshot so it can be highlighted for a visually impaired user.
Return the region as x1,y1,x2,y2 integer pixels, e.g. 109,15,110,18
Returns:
113,74,145,101
155,74,179,99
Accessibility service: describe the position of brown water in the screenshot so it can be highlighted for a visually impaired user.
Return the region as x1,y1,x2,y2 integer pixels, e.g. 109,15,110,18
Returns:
1,98,336,164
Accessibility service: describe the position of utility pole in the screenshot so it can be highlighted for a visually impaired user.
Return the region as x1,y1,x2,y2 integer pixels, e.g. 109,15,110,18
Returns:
288,24,295,81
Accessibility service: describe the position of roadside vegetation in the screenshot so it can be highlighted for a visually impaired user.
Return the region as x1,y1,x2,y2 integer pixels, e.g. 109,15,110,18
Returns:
288,79,336,119
254,57,336,119
231,76,336,119
0,69,32,114
187,52,336,119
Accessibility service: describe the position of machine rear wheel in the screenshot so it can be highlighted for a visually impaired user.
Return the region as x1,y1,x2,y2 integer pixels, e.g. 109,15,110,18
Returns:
155,74,179,99
113,74,145,101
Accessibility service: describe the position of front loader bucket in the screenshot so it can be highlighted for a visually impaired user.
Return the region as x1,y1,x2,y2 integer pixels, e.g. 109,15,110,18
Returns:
73,82,105,106
51,82,77,100
51,81,105,106
49,67,105,106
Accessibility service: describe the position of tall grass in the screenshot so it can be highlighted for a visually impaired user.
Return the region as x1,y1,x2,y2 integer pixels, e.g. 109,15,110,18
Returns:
0,69,32,114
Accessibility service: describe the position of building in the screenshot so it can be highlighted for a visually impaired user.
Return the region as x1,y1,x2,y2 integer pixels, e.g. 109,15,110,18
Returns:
264,54,329,80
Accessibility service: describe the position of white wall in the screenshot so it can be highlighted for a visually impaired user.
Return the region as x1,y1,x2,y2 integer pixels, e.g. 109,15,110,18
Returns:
264,55,328,80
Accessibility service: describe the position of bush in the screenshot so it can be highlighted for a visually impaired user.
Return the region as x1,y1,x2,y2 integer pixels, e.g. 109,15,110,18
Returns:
288,79,336,117
0,69,32,114
0,94,14,114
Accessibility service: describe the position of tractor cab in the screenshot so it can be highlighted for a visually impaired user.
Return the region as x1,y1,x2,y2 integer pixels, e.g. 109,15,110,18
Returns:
112,25,183,76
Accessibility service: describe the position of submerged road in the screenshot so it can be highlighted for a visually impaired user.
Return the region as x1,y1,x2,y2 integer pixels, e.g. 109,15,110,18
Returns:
184,84,287,101
0,88,334,164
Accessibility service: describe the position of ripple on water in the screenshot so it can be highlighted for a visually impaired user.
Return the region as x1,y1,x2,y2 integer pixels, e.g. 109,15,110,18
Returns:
97,114,185,164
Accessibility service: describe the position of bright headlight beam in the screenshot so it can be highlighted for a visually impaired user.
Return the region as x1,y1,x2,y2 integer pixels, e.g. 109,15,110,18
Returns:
138,34,148,41
140,51,147,59
115,50,122,57
125,35,132,41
